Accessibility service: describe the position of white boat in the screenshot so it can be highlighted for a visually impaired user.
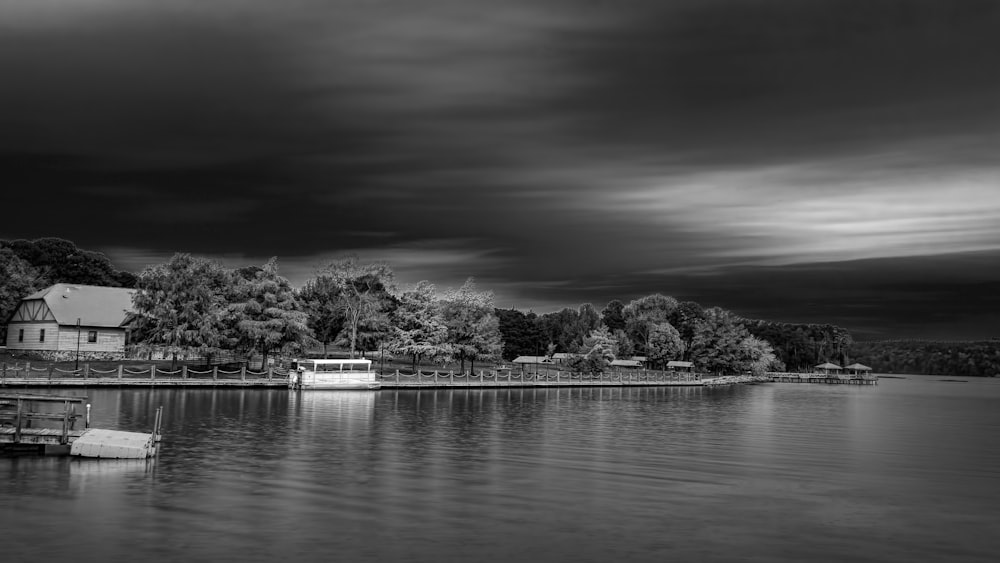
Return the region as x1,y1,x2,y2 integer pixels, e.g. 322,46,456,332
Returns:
288,358,381,390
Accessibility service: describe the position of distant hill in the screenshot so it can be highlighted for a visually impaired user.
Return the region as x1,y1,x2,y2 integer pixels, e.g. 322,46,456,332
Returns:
849,340,1000,377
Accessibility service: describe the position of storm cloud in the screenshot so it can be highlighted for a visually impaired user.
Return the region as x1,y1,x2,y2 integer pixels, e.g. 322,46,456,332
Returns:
3,0,999,339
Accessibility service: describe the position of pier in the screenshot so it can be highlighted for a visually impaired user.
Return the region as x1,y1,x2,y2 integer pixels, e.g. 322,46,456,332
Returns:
0,392,163,458
768,372,879,385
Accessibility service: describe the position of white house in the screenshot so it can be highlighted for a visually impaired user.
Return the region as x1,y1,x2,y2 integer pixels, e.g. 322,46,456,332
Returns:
4,284,135,359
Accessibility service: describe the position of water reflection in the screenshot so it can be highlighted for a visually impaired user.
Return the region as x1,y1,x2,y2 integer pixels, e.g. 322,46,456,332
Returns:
2,380,1000,563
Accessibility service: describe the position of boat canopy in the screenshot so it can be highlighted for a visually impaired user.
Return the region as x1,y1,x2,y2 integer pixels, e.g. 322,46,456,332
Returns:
296,358,373,372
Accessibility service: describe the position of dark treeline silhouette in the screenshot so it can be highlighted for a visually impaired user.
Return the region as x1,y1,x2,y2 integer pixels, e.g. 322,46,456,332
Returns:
849,340,1000,377
741,319,853,370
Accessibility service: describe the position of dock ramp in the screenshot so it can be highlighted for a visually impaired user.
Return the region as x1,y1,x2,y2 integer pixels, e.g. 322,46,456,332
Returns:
70,429,157,459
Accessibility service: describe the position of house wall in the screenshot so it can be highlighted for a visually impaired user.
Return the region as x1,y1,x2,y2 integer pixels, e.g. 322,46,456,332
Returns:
4,322,125,353
56,325,126,353
5,321,60,351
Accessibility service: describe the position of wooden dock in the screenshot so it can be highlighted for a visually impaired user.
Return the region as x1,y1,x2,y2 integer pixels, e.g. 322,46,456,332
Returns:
0,393,87,454
1,392,163,457
768,372,879,385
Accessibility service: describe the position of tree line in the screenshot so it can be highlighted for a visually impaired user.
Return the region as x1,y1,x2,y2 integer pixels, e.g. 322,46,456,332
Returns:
848,340,1000,378
3,237,880,375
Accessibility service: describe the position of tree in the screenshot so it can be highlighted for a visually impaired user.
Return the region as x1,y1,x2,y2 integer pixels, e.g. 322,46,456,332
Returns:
298,275,345,358
568,326,616,373
1,237,136,288
740,335,782,376
310,257,395,358
389,281,449,370
612,329,635,358
669,301,706,358
688,307,751,375
538,307,583,352
131,253,233,366
573,303,602,347
495,308,545,360
646,322,685,369
0,249,42,341
601,300,626,332
439,278,503,373
228,257,312,366
623,293,679,355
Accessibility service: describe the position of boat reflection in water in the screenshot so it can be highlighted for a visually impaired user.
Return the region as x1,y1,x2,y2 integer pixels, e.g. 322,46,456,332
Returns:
288,390,377,440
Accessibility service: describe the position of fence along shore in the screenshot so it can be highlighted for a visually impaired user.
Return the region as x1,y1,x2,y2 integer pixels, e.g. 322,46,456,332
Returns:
0,362,877,387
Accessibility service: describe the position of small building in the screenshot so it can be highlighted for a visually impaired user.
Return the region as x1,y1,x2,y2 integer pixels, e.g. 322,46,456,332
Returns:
844,363,873,375
815,362,843,375
512,355,554,374
551,353,577,364
512,355,555,365
610,359,642,369
667,360,694,372
629,356,648,365
4,284,135,359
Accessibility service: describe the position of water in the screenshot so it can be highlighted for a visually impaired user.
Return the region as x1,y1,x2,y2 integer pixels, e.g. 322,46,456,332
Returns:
3,376,1000,562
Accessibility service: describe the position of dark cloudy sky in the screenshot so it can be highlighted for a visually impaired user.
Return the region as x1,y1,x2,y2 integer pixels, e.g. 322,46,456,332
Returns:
3,0,1000,340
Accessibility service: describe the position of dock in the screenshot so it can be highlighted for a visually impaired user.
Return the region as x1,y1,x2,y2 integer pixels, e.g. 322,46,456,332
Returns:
768,372,879,385
0,392,163,458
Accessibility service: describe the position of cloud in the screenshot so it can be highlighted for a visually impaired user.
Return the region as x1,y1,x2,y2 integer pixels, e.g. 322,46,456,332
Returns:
4,0,1000,339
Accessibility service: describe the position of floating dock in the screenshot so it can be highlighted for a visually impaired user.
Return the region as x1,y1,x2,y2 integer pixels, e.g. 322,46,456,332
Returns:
0,393,162,458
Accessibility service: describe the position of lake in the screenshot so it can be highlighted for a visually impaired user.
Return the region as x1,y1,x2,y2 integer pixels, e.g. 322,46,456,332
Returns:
3,376,999,562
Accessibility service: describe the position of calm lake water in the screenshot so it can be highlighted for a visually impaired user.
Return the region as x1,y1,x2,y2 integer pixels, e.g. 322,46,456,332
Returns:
3,376,1000,562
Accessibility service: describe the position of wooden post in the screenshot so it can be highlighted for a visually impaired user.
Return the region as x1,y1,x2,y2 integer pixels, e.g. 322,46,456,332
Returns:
268,367,273,381
213,366,218,381
49,365,54,381
241,365,246,381
449,370,454,384
150,365,156,381
83,363,90,380
396,370,400,384
182,365,188,379
62,400,70,444
434,370,439,384
14,399,23,443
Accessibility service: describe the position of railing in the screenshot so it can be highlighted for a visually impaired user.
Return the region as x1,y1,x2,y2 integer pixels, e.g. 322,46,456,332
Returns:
0,393,87,444
0,362,290,384
377,369,701,385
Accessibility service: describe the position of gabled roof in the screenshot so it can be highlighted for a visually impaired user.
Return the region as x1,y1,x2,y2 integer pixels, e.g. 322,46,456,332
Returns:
667,360,694,368
611,359,641,367
551,353,577,360
815,362,843,370
22,284,135,327
845,363,872,371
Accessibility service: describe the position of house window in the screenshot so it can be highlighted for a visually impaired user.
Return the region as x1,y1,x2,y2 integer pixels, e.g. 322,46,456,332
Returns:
18,329,24,342
88,331,98,343
39,329,45,342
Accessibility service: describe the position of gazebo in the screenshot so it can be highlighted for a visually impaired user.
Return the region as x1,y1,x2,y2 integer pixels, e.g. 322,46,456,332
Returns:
512,356,554,373
844,363,873,375
610,359,642,369
814,362,843,375
667,360,694,372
